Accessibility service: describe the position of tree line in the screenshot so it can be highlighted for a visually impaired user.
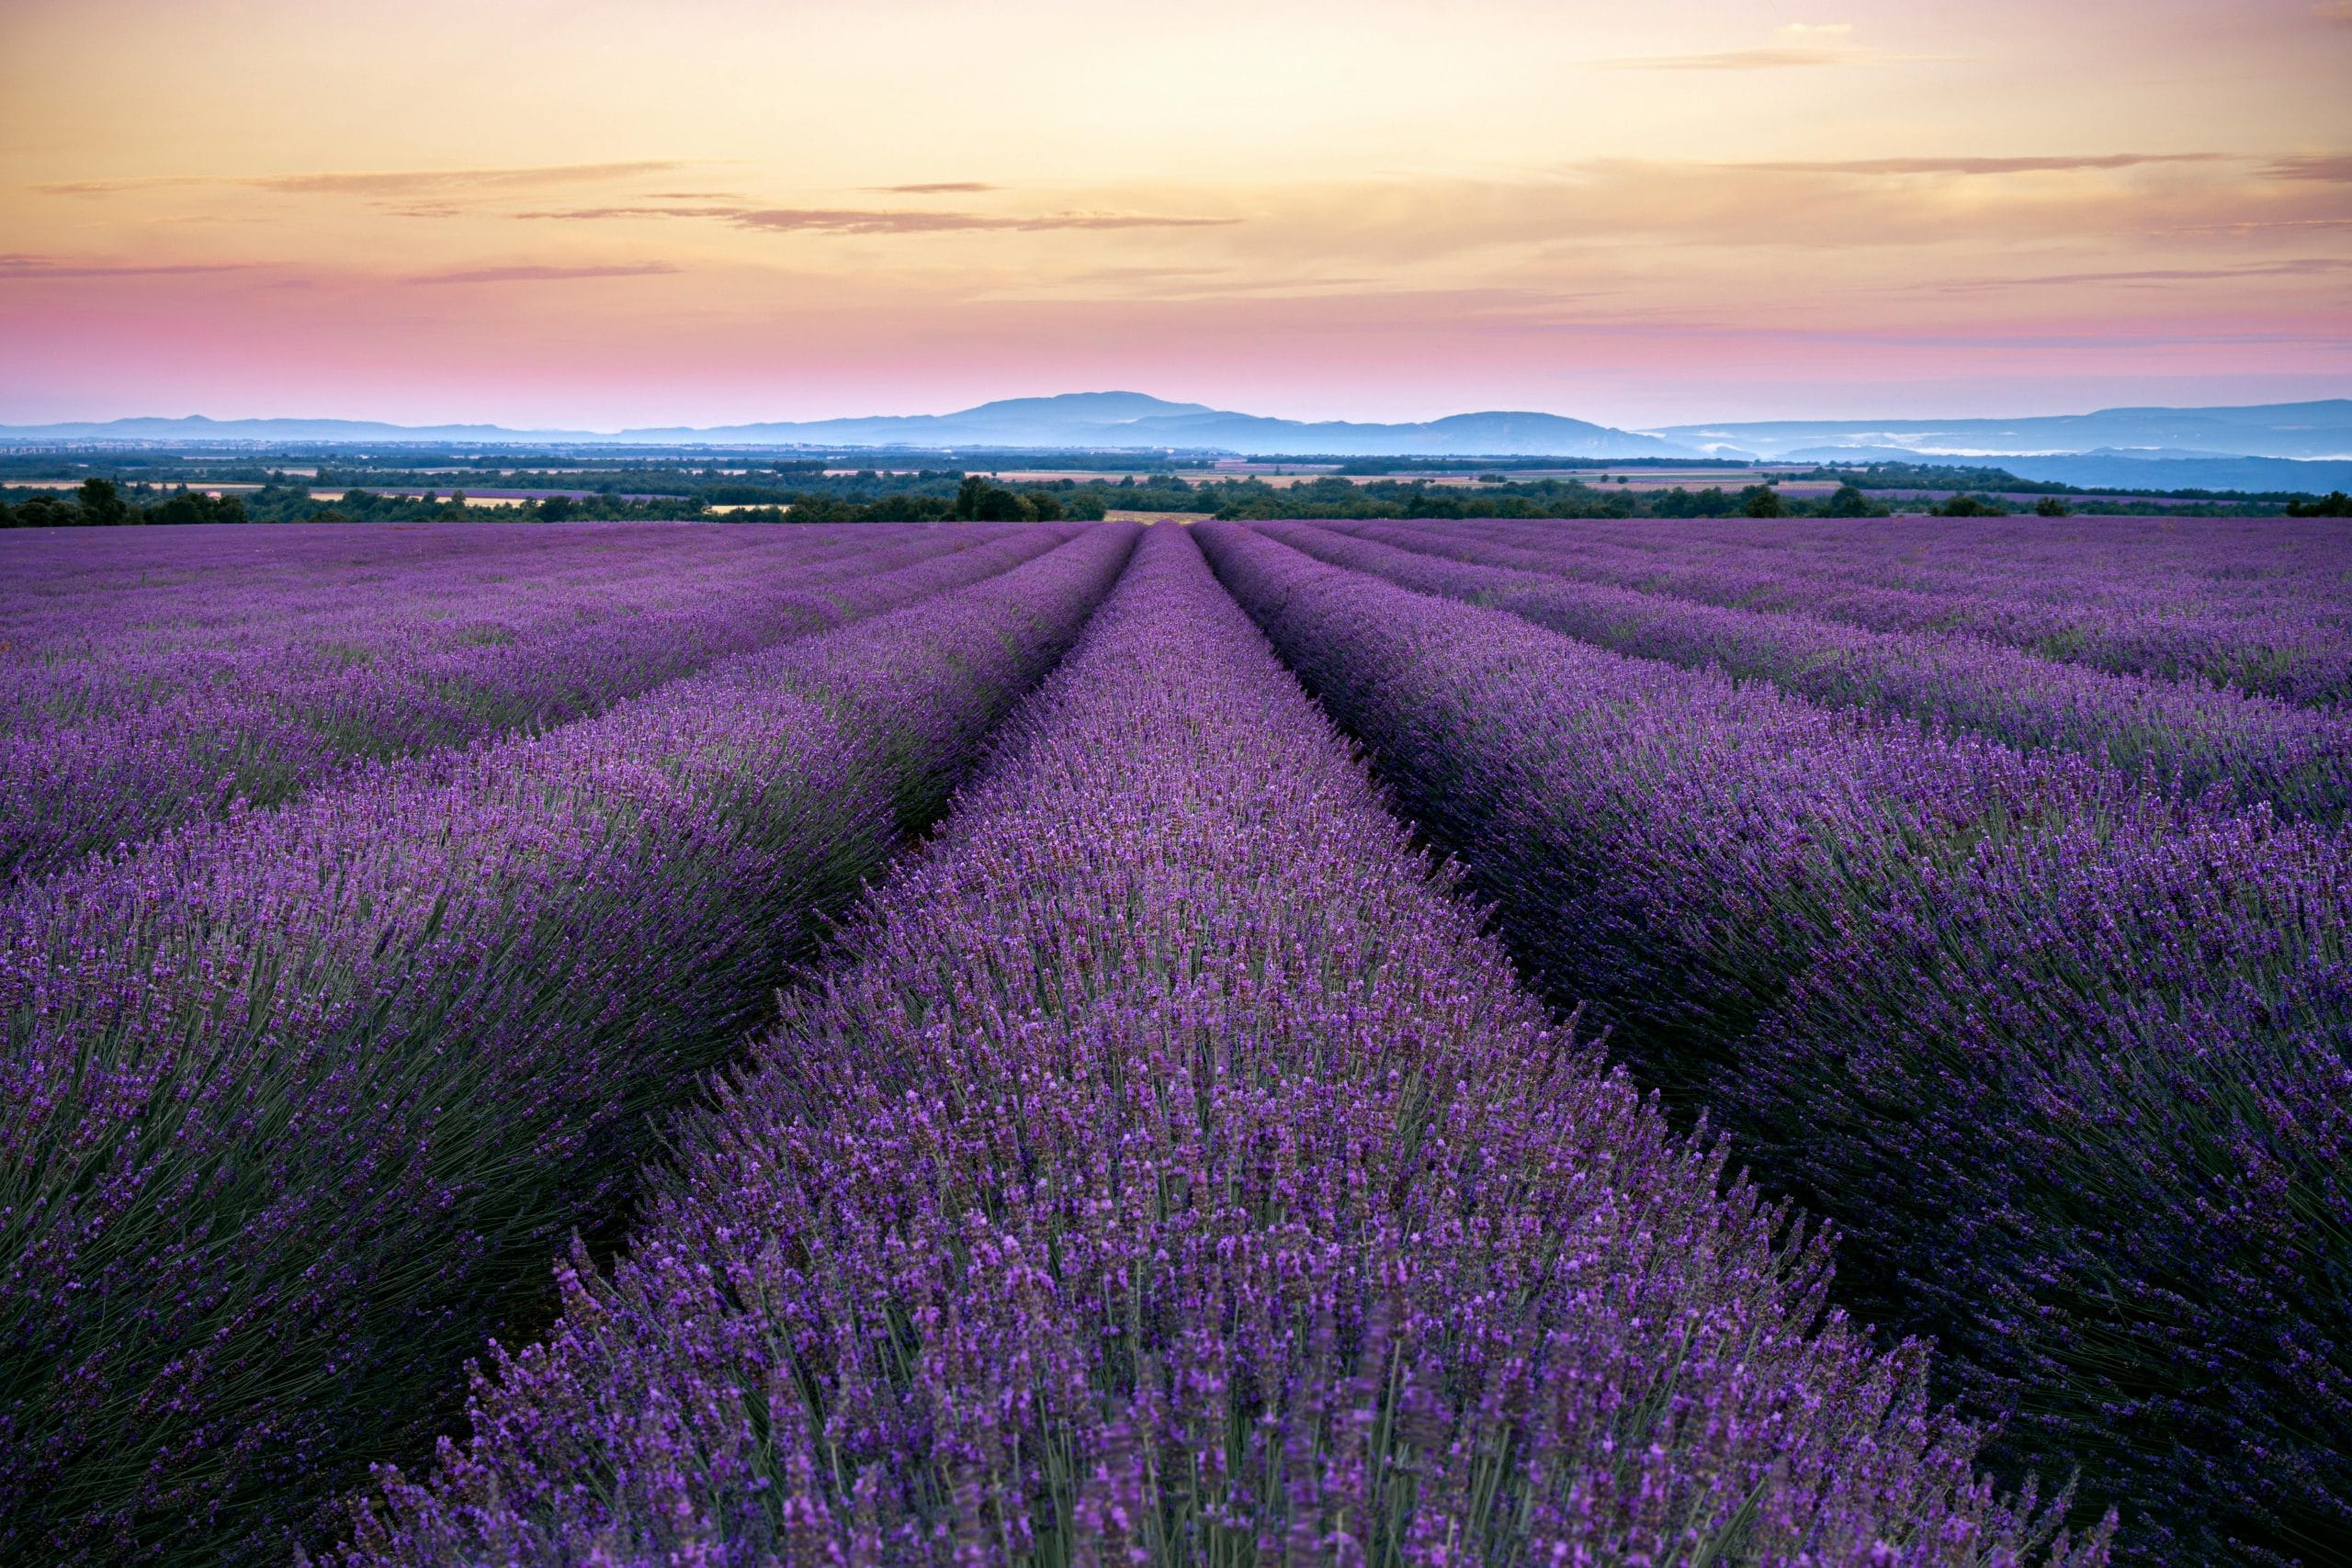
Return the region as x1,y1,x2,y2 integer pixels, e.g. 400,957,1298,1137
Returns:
0,479,250,528
15,471,2335,531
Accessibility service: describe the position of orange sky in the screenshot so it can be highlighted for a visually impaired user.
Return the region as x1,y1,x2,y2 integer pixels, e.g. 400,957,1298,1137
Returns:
3,0,2347,427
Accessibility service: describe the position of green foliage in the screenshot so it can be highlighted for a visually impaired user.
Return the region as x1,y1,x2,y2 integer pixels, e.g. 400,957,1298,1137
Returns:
857,493,956,523
77,477,129,524
1822,484,1883,518
1933,493,2009,517
1802,460,2065,495
2035,495,2071,517
952,476,1054,522
146,490,249,526
1741,484,1788,518
692,483,797,506
2285,491,2352,517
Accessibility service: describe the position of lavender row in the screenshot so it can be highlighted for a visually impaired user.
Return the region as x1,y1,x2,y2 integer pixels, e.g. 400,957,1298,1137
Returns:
1530,513,2352,616
1474,514,2352,649
1405,515,2352,706
338,525,2107,1567
0,524,1138,1564
0,524,1016,881
1197,522,2351,1563
0,523,886,686
1272,522,2352,821
0,524,922,736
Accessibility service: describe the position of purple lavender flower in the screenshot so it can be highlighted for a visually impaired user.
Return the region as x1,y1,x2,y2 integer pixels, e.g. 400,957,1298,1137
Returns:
0,521,1033,880
0,524,1136,1563
336,526,2109,1568
1196,519,2349,1563
1274,521,2352,821
1351,513,2352,706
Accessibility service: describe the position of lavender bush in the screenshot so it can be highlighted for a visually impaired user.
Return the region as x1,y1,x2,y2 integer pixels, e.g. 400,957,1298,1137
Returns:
338,526,2109,1568
1197,521,2349,1564
0,525,1136,1563
0,522,1020,880
1270,522,2352,820
1383,515,2352,707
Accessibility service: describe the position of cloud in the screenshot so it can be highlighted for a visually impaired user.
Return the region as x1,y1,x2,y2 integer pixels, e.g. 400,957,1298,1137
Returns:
866,182,999,194
511,203,1241,234
1930,258,2352,291
405,262,683,285
511,205,733,221
1145,156,2352,269
2263,153,2352,182
254,162,684,197
2163,216,2352,236
2314,1,2352,22
37,162,684,199
1741,153,2229,176
732,208,1241,234
1600,45,1858,69
1597,22,1938,70
729,208,1005,233
0,253,253,279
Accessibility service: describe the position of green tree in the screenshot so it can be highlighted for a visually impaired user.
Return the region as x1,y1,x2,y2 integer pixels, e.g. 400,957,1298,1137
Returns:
974,485,1030,522
77,477,129,525
2285,491,2352,517
537,494,577,523
953,475,989,520
148,491,247,526
1823,484,1874,517
1740,484,1786,518
2034,495,2070,517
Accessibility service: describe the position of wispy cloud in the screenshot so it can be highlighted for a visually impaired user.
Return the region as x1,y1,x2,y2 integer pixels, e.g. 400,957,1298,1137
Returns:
865,182,999,194
1597,22,1939,71
0,253,253,279
1742,153,2228,176
510,205,729,221
1930,258,2352,292
2314,1,2352,23
2263,153,2352,181
254,162,684,197
732,208,1241,234
37,162,684,198
511,203,1240,234
405,262,683,285
1157,157,2352,267
2164,215,2352,236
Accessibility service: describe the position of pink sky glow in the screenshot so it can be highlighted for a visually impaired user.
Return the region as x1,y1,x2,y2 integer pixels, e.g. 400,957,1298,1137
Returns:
3,0,2346,429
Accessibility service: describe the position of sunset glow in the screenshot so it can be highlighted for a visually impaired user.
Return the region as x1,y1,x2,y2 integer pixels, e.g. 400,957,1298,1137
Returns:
4,0,2347,426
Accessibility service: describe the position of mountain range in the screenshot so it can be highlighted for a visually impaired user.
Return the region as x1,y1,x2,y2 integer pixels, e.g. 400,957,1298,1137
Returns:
1657,400,2352,463
6,392,2349,490
0,393,1687,459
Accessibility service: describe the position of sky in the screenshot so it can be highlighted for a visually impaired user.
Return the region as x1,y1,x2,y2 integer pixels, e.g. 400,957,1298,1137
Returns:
2,0,2348,430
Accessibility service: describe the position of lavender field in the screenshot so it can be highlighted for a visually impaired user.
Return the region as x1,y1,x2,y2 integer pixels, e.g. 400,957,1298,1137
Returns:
1,514,2344,1565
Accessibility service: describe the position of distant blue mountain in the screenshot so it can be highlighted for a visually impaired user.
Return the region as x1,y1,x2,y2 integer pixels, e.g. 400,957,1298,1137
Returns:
5,394,2349,477
1661,400,2352,463
621,392,1698,458
0,393,1696,459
